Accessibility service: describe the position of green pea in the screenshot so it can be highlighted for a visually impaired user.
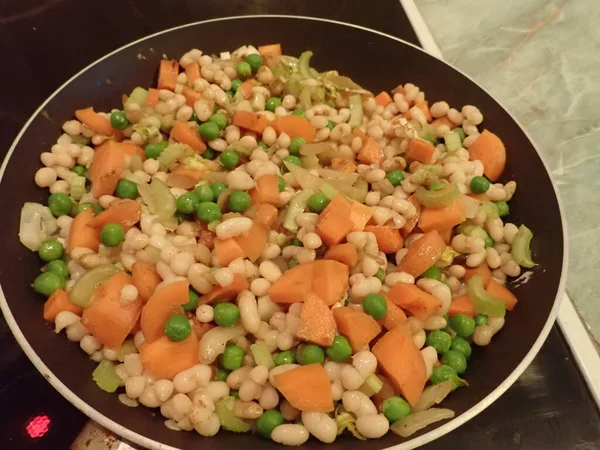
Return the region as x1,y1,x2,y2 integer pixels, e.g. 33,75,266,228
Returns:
245,53,263,73
484,235,494,248
275,350,296,366
426,330,452,354
291,110,305,118
450,336,472,359
46,260,69,279
363,293,387,320
110,111,129,130
210,181,227,200
495,201,510,217
115,179,138,199
71,165,86,177
196,202,222,223
75,202,103,216
202,148,216,160
175,211,191,224
474,314,488,326
230,390,239,399
449,314,476,338
292,238,303,247
288,137,306,156
220,344,244,370
220,149,240,170
48,193,73,217
386,170,406,186
326,121,335,130
33,272,64,297
258,140,269,149
381,396,411,423
470,176,490,194
429,183,445,191
101,223,125,247
144,141,168,159
236,61,252,79
231,79,243,92
277,177,286,192
213,103,219,114
307,192,330,214
441,350,467,374
421,265,442,281
183,289,199,312
194,184,214,203
256,409,284,438
430,364,457,384
282,156,302,172
288,259,299,268
176,192,199,214
208,113,228,130
216,368,230,382
455,128,466,142
265,97,282,113
214,302,240,327
296,344,325,365
375,268,385,283
164,314,191,342
38,240,64,262
326,336,352,362
228,191,251,213
199,121,220,141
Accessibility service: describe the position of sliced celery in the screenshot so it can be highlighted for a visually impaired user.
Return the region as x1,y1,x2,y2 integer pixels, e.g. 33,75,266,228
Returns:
149,178,177,224
444,131,462,152
70,265,119,308
357,373,383,397
283,190,313,232
511,225,536,268
215,396,251,433
117,340,137,362
92,360,121,393
348,95,363,128
481,201,499,220
70,176,86,201
419,123,437,144
319,182,340,200
157,143,193,170
250,342,274,369
124,87,149,108
415,184,460,208
298,51,314,79
456,221,489,240
299,87,312,110
468,275,506,318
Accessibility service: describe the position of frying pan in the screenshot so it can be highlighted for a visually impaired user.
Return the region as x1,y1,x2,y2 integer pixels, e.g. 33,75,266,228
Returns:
0,16,566,450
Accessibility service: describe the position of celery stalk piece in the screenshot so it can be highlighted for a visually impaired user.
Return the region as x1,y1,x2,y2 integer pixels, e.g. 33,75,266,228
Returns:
70,265,120,308
511,225,536,268
468,275,506,318
215,396,251,433
92,360,121,393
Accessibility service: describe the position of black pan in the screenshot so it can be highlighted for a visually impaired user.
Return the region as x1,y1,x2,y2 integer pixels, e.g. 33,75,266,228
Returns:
0,16,566,450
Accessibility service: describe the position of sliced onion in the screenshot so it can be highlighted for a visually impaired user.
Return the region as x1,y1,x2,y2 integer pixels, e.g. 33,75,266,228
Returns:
412,381,453,412
198,171,227,182
299,142,332,156
150,178,177,224
373,179,394,196
284,161,323,192
199,325,246,364
300,155,320,169
390,408,455,438
318,167,359,186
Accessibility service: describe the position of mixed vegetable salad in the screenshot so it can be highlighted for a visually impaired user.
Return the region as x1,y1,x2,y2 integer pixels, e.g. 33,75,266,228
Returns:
20,43,536,446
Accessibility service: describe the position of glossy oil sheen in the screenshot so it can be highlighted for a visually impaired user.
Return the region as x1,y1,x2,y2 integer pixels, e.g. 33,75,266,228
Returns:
0,17,563,450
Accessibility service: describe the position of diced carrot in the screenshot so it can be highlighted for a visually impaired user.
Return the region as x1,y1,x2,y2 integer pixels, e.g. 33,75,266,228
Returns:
235,221,269,262
468,130,506,182
352,128,367,140
388,283,442,322
168,165,205,189
258,44,282,57
75,107,114,136
296,292,336,347
273,115,316,142
486,279,518,311
268,263,314,304
170,121,207,153
248,174,280,206
197,221,216,250
191,319,215,341
464,265,492,284
431,116,454,129
331,157,357,173
157,60,179,91
184,63,201,85
324,243,359,268
118,142,146,161
198,273,249,305
405,101,432,123
214,238,245,266
67,208,100,253
321,194,352,218
448,295,475,317
357,137,385,165
254,203,278,228
82,272,143,349
418,199,466,233
374,91,393,107
131,261,161,301
140,280,189,344
316,210,353,247
378,295,408,331
147,88,159,106
333,307,382,352
90,140,126,198
401,195,421,238
238,80,256,99
275,364,333,412
372,326,426,406
232,110,271,134
439,228,453,244
406,138,436,164
181,86,204,107
311,260,349,306
392,84,406,96
88,199,141,232
365,225,404,254
349,201,373,232
396,230,446,277
43,289,81,322
140,334,199,380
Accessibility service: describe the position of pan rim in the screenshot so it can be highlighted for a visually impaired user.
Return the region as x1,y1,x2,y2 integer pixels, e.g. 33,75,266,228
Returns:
0,14,568,450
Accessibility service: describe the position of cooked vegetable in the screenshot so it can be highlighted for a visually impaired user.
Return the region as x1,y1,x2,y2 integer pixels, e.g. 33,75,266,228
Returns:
274,363,334,412
467,275,506,318
43,289,81,322
468,129,506,181
390,408,455,438
396,231,446,277
141,333,199,380
388,283,442,322
296,292,336,347
92,360,121,393
511,225,536,268
216,396,251,433
69,264,119,308
332,307,381,352
19,203,57,252
140,280,189,343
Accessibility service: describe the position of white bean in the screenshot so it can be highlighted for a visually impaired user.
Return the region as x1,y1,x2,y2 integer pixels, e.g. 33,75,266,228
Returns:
301,411,337,443
421,346,438,379
239,290,261,333
125,376,146,399
352,351,377,378
271,424,309,446
259,260,282,282
473,325,494,346
239,379,262,402
225,170,255,190
342,390,377,417
356,414,390,439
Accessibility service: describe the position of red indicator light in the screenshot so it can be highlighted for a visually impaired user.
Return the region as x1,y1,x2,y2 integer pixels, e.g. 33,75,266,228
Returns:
26,414,51,438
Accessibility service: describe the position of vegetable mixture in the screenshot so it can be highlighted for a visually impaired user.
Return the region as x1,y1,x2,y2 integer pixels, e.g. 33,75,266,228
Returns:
21,43,535,446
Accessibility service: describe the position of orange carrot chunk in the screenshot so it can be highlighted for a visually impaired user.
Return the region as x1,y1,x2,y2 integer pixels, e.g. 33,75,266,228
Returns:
232,111,271,134
431,116,454,129
468,130,506,182
214,238,245,266
374,91,393,106
43,289,82,322
401,195,421,237
157,60,179,91
311,260,350,306
378,295,408,331
388,283,442,322
396,230,446,277
486,279,518,311
268,263,314,304
273,115,316,142
331,157,357,173
321,194,352,218
140,334,199,380
75,107,114,136
170,121,207,153
181,86,205,107
406,138,436,164
140,280,190,344
372,326,427,407
184,63,201,85
274,364,334,412
316,210,353,247
357,137,385,165
324,243,359,268
296,292,336,347
199,273,249,305
88,199,141,232
349,201,373,232
131,261,162,301
90,140,126,198
365,225,405,254
235,221,269,262
67,207,100,253
448,295,475,317
238,80,256,99
254,203,278,228
333,307,382,352
258,44,282,57
248,174,280,206
147,88,159,106
82,272,143,349
418,199,466,233
464,265,492,284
